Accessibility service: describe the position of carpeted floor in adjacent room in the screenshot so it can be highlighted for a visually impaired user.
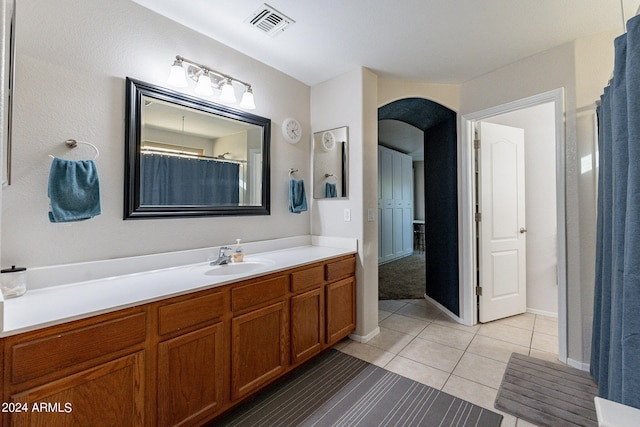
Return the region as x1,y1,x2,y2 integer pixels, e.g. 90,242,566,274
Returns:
378,253,425,300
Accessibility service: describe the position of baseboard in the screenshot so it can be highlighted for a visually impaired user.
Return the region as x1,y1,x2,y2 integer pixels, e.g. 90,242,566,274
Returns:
348,327,380,343
566,357,590,372
526,308,558,318
423,293,470,325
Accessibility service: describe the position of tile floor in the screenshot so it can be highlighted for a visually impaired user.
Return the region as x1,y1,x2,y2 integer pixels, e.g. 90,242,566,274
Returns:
334,298,561,427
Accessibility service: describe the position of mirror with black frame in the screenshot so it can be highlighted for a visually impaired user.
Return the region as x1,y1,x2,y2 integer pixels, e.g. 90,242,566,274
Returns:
312,126,348,199
124,78,271,219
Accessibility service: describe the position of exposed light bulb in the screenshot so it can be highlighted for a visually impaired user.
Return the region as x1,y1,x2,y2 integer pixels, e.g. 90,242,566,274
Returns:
219,79,237,103
194,71,213,96
167,59,187,87
240,87,256,109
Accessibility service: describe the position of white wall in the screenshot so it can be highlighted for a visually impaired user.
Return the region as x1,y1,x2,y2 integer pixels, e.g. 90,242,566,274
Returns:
310,67,379,340
461,32,616,366
485,103,558,316
2,0,311,268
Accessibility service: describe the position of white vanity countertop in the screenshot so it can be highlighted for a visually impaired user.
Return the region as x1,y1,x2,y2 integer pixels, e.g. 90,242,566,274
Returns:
0,236,357,337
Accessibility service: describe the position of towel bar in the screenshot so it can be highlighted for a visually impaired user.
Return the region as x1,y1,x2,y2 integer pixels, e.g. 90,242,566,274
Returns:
48,139,99,160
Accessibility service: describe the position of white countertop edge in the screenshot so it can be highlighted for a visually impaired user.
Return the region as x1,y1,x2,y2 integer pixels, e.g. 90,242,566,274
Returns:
0,236,357,337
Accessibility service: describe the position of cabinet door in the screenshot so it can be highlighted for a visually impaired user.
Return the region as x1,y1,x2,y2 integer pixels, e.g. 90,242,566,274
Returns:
8,352,144,427
157,323,225,427
290,288,324,364
231,301,287,401
326,277,356,344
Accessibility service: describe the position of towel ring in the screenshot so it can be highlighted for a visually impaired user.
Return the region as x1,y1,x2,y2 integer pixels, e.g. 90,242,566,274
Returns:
324,173,337,182
48,139,100,160
289,168,299,177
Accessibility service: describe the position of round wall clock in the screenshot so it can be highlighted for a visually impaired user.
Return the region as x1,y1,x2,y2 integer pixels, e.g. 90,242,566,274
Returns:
282,117,302,144
321,130,336,151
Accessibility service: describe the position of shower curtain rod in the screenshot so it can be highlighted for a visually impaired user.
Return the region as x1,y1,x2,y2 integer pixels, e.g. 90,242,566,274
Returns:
141,147,247,164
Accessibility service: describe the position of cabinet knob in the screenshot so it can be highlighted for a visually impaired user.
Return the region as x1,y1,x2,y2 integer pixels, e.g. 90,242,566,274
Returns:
520,227,527,234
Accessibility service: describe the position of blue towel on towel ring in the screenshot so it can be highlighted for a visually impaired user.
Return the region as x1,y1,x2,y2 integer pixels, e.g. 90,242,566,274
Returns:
48,157,102,222
288,178,308,214
325,182,338,198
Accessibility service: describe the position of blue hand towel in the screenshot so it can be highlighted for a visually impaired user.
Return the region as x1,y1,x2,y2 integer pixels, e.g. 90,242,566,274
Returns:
288,178,308,214
48,158,101,222
325,182,337,198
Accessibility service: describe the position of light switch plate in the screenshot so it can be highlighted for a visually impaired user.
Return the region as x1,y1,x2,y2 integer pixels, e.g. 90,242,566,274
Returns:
344,208,351,222
367,208,375,222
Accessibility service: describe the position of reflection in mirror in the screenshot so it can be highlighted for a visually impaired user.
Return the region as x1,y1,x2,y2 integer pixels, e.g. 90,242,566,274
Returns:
313,127,348,199
125,78,270,218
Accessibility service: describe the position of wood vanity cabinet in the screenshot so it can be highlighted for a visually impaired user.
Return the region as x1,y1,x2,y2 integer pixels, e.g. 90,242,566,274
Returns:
1,308,147,427
290,264,325,364
155,290,229,427
230,275,288,401
0,253,356,427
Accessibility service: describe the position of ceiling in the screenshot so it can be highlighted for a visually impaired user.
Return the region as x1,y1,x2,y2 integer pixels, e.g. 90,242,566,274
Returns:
132,0,639,86
131,0,639,161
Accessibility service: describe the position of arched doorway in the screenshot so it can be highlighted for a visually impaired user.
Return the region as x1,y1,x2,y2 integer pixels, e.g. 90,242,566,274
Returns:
378,98,459,316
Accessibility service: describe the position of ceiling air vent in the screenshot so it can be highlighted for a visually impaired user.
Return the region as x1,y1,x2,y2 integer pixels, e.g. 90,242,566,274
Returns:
246,3,295,37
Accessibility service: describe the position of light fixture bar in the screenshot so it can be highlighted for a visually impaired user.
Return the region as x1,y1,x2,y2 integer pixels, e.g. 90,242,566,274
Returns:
175,55,252,90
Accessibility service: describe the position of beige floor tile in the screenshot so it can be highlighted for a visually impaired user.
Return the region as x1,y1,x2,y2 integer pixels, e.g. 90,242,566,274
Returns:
398,337,464,372
534,315,558,337
442,375,498,411
366,327,414,354
418,323,475,350
378,309,392,322
528,349,561,364
452,352,507,389
492,313,535,330
331,337,352,351
433,314,481,333
531,332,559,354
378,300,406,313
398,298,423,305
478,322,533,347
379,313,429,336
396,301,441,321
467,335,529,363
339,342,395,367
385,355,450,389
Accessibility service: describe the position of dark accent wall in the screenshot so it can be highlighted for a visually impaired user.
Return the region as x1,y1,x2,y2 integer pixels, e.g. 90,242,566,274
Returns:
423,117,459,315
378,98,459,316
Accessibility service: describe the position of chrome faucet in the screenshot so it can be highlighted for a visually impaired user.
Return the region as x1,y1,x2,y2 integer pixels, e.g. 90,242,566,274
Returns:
210,246,232,265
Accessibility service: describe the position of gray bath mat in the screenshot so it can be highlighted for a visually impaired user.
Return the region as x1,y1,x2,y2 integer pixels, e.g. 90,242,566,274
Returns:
495,353,598,427
214,349,502,426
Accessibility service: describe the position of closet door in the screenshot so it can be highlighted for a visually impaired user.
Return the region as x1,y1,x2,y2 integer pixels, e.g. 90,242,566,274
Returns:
379,146,395,263
401,154,414,255
378,146,414,263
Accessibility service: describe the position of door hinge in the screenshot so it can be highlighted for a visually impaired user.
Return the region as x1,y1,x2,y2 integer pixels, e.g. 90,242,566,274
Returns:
476,286,483,296
475,212,481,222
474,139,480,149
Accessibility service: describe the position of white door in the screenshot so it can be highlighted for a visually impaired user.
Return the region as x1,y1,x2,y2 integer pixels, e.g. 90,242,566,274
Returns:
478,122,527,323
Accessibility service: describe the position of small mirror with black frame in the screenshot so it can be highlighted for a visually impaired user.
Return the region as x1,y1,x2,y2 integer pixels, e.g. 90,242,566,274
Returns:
312,126,348,199
124,78,271,219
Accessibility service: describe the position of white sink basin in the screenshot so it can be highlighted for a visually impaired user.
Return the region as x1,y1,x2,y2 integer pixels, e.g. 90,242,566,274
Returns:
204,260,273,276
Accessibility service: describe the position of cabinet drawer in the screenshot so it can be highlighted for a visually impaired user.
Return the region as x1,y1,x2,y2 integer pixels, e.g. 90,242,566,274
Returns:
232,275,288,312
290,265,324,293
158,291,227,336
325,256,356,282
10,312,146,384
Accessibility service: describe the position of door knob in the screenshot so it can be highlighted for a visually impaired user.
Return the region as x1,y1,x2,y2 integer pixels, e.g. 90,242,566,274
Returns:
520,227,527,234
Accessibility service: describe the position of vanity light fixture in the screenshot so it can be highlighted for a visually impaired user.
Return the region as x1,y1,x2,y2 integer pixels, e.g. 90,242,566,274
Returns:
194,70,214,96
167,58,188,87
166,55,256,109
219,78,237,103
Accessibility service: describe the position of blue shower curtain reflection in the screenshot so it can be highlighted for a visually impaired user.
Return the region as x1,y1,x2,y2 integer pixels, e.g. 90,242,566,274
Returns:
140,154,240,206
